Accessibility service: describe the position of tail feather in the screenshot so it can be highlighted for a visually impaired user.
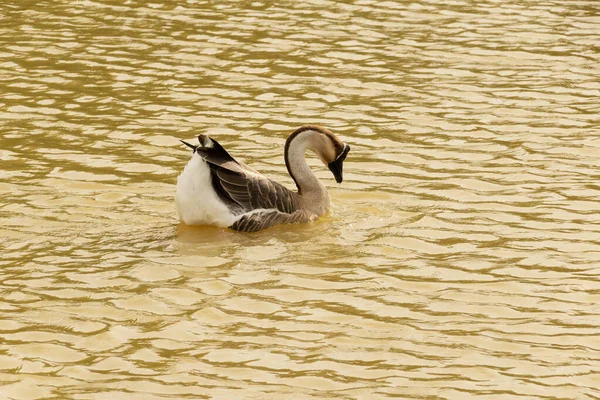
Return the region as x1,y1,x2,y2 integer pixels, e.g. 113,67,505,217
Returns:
180,140,197,151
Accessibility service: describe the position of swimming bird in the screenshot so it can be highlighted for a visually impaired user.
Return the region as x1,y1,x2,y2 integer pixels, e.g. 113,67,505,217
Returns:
175,125,350,232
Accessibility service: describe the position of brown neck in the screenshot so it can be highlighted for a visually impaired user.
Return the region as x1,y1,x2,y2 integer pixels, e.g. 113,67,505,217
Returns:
284,128,328,197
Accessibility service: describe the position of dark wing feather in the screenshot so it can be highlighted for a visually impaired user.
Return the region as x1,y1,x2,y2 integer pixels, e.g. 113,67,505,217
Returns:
196,136,300,215
230,209,308,232
247,175,301,213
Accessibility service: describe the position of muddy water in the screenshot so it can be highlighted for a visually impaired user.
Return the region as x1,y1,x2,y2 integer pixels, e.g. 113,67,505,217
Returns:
1,1,600,399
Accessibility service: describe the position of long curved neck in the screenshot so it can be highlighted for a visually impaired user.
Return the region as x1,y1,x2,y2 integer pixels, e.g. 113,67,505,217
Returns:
284,131,327,198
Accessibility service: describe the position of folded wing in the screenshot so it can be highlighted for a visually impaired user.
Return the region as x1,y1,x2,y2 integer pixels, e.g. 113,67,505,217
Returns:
196,136,301,217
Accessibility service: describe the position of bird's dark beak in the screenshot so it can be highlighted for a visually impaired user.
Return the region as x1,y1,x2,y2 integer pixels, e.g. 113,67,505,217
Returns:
180,140,197,152
328,144,350,184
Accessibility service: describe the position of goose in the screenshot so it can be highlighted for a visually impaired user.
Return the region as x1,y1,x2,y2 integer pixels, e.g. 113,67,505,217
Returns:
175,125,350,232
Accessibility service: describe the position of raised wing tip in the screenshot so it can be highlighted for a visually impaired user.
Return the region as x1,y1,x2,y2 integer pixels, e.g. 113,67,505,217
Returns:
198,135,213,148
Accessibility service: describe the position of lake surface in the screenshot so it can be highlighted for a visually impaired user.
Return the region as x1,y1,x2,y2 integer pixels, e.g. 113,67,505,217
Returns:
1,1,600,399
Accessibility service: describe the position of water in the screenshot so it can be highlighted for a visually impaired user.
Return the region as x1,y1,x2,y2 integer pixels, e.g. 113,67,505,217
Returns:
1,1,599,399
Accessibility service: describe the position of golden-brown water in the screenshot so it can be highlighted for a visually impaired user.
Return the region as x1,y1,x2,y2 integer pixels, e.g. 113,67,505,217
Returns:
1,1,600,399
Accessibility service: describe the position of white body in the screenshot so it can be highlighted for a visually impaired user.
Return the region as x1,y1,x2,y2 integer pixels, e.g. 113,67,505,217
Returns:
175,153,237,227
